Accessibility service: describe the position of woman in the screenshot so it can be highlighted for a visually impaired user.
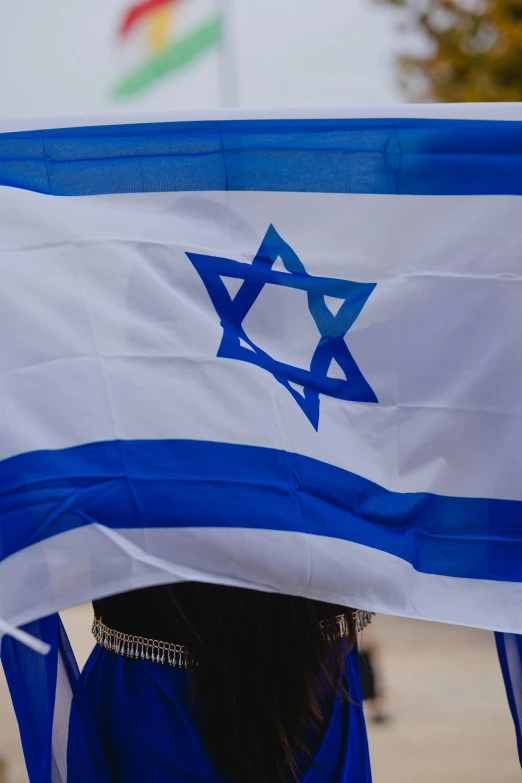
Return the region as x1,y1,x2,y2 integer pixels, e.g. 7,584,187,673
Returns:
78,583,373,783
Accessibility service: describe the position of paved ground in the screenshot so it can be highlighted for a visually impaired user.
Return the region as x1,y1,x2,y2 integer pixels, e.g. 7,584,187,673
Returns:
0,606,519,782
365,615,520,782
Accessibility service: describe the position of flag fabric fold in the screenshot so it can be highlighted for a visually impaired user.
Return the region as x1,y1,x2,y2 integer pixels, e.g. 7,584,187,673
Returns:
1,616,108,782
496,633,522,765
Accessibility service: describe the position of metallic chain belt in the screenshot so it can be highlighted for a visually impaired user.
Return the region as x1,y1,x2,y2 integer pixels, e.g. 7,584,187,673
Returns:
92,617,193,668
320,610,374,640
92,610,374,667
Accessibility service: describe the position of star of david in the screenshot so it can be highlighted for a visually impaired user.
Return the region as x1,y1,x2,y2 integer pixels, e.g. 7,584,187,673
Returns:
187,225,378,430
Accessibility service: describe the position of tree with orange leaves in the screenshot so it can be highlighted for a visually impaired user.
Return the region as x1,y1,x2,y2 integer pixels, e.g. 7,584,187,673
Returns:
375,0,522,101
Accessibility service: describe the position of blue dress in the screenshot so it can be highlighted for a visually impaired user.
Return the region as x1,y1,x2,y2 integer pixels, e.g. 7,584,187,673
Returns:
70,643,372,783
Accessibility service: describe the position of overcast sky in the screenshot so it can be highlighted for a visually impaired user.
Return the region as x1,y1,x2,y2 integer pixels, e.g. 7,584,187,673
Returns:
0,0,405,118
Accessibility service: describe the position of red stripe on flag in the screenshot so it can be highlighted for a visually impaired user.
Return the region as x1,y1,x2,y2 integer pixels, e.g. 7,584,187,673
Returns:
119,0,177,38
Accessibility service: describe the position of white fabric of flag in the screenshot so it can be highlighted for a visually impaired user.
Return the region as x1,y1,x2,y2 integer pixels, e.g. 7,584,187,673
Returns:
0,104,522,646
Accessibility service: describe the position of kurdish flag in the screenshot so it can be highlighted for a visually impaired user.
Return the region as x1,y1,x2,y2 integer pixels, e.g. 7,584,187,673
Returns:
1,105,522,775
114,0,222,98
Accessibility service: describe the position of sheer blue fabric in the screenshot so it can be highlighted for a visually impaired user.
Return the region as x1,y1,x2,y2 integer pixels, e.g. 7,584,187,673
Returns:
1,615,108,783
496,633,522,766
1,616,59,783
69,643,372,783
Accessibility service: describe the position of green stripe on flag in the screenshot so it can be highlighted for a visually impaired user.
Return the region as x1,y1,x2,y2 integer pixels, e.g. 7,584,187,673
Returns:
114,16,222,98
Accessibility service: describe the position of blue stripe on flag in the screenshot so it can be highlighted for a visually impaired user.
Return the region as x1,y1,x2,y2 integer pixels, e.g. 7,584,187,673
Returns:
2,439,521,582
1,118,522,196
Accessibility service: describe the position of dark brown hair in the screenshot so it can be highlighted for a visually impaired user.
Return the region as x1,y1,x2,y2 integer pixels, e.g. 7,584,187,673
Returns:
164,582,356,783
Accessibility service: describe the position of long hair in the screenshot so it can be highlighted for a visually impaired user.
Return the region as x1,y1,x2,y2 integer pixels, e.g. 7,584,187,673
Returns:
164,582,356,783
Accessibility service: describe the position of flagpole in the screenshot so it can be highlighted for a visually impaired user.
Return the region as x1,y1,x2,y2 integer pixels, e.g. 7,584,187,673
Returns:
217,0,238,107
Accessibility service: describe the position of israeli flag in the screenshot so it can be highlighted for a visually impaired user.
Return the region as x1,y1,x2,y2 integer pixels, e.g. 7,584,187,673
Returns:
1,105,522,778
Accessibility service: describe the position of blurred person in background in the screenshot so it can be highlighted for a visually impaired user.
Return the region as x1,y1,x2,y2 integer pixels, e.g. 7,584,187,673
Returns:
358,624,391,725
